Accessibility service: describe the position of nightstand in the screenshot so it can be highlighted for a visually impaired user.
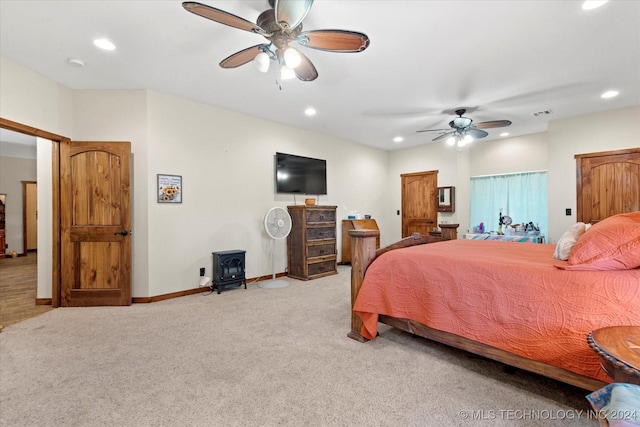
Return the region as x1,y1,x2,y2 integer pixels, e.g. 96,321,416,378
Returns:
588,326,640,385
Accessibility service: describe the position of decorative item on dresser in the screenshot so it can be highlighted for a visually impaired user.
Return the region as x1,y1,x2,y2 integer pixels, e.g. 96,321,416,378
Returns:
463,233,545,243
287,205,337,280
340,218,380,264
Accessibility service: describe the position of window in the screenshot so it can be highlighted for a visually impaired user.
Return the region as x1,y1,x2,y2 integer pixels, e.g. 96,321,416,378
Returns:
470,171,548,237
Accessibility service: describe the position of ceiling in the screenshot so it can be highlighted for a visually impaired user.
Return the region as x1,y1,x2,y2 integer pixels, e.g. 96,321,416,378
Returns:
1,1,639,151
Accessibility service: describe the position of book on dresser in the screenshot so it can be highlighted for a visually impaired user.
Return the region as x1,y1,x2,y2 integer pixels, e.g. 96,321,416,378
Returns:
287,205,337,280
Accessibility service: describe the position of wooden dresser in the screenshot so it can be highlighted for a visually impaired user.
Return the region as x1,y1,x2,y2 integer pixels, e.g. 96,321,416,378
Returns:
287,205,337,280
428,223,459,241
340,219,380,264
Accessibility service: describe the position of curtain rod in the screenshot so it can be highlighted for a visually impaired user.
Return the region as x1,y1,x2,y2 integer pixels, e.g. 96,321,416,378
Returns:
471,170,548,178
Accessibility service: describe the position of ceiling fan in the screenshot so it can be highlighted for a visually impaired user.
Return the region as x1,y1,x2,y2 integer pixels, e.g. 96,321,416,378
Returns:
417,109,512,147
182,0,370,84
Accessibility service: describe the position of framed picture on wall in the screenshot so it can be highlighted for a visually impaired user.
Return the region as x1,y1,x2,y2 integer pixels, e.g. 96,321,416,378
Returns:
157,174,182,203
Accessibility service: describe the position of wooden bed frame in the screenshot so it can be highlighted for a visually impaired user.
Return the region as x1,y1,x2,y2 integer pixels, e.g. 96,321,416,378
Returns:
347,229,607,391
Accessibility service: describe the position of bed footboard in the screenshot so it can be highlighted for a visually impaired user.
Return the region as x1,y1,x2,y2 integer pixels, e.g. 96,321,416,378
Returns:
347,231,444,342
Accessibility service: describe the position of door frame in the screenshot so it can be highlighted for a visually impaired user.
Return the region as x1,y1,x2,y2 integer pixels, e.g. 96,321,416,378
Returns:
1,117,66,307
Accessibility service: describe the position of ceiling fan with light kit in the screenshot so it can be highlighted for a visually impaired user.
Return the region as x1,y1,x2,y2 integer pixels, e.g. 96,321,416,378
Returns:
182,0,370,87
417,108,512,148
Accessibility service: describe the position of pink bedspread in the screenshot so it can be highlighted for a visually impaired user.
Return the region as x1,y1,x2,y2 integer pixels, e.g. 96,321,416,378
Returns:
353,240,640,382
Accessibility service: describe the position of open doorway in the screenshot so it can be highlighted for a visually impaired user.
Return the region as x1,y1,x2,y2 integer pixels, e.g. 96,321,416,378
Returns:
0,128,46,326
0,118,63,327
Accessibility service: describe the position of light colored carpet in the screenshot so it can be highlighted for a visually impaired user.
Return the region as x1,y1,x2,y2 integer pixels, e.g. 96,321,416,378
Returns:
1,266,598,426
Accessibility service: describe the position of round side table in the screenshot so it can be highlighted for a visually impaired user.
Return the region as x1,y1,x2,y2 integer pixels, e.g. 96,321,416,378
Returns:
588,326,640,385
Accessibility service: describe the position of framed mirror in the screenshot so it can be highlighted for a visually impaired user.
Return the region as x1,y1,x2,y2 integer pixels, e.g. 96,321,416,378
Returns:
437,186,455,212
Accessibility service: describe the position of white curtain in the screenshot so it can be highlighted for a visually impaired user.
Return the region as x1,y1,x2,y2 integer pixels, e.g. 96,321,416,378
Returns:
470,171,548,237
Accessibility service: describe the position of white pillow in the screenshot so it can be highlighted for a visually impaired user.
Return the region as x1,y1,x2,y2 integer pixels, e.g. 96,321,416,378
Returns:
553,222,587,260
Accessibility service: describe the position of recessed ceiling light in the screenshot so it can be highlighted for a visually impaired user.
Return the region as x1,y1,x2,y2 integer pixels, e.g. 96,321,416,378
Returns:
499,132,510,137
67,58,85,67
601,90,619,99
304,107,316,116
93,38,116,51
582,1,608,10
393,136,403,143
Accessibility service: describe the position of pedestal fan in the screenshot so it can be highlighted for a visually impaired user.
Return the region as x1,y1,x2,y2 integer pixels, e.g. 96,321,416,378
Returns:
259,207,292,289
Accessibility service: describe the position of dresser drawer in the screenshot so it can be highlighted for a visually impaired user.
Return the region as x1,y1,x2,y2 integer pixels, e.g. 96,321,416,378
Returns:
307,243,335,258
306,209,336,223
307,227,336,240
307,259,336,277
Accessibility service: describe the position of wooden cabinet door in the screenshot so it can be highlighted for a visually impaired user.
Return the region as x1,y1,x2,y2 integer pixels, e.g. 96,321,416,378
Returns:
401,170,438,238
60,141,132,306
576,148,640,223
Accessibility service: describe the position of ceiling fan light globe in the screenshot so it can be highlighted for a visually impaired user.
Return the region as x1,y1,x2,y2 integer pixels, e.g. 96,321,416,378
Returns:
280,64,296,80
284,47,301,68
453,117,472,128
446,136,456,146
463,134,473,144
253,52,271,73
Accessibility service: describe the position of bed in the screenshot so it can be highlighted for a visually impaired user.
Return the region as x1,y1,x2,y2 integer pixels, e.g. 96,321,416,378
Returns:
348,211,640,391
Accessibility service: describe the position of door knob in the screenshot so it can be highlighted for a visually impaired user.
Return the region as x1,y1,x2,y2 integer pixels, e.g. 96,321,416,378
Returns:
114,230,129,236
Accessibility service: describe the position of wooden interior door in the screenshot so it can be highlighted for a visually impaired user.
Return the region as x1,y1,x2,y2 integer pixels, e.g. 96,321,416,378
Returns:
401,170,438,237
576,148,640,223
60,141,132,307
24,181,37,251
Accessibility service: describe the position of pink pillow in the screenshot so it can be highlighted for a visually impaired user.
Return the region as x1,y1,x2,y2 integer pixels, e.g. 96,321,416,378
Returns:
559,211,640,271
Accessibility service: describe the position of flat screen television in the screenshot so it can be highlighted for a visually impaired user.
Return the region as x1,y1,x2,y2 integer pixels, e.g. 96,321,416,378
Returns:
275,152,327,195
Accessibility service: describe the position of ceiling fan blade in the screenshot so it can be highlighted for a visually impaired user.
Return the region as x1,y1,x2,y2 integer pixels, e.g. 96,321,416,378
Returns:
473,120,512,129
432,132,455,141
416,128,451,133
467,129,489,139
219,45,265,68
183,2,265,34
274,0,313,31
298,30,370,52
293,49,318,81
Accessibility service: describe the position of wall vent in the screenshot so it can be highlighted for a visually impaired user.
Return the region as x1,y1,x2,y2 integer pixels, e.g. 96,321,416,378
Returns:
532,109,554,117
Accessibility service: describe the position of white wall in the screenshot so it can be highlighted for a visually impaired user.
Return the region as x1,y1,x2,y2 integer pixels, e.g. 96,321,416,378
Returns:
0,57,73,136
145,91,389,294
469,132,549,177
547,105,640,241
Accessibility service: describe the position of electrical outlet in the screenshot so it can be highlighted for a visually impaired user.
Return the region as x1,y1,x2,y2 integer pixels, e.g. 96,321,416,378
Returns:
199,267,205,276
565,208,571,216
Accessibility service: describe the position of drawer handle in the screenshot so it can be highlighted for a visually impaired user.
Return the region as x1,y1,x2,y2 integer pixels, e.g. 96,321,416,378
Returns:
319,215,325,220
